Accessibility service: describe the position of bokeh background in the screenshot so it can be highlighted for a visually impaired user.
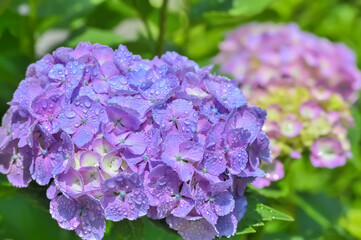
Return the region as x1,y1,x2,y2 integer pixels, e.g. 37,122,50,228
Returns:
0,0,361,239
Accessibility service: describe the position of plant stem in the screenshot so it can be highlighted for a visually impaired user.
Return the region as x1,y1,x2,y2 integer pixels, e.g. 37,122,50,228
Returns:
141,15,154,43
155,0,169,56
129,0,154,42
28,0,37,60
292,194,330,228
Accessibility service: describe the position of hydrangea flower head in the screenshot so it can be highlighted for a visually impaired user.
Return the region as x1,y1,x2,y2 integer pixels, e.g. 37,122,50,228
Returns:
216,23,358,188
0,42,270,240
249,87,352,187
215,22,361,103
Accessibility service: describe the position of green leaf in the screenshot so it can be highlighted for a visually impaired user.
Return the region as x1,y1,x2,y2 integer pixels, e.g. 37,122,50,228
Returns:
0,54,23,77
0,178,15,199
230,0,272,16
66,27,125,48
86,2,131,29
257,204,294,222
0,193,78,240
236,194,293,235
236,226,257,235
36,0,102,18
142,218,181,240
107,219,144,240
202,11,245,26
122,0,153,19
189,0,232,20
286,156,331,192
293,193,343,230
174,24,224,60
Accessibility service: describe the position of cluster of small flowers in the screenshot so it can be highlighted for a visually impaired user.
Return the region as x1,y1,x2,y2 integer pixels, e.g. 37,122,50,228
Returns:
0,42,271,240
215,22,361,103
252,87,353,188
215,22,358,188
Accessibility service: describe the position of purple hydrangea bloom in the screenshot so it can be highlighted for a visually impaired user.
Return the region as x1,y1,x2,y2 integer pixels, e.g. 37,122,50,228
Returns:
0,140,32,187
55,167,85,197
50,194,106,240
101,173,149,221
194,183,235,225
48,60,86,101
58,96,108,148
166,216,219,240
161,134,204,181
30,87,64,133
310,137,348,168
153,99,198,139
10,77,43,117
0,108,13,150
216,23,357,187
0,42,270,240
10,110,34,148
124,127,161,174
31,131,74,185
204,76,247,110
215,196,248,238
166,216,218,240
146,164,194,219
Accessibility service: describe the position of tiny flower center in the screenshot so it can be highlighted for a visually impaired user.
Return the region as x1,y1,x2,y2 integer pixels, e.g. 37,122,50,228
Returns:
84,81,89,86
120,191,126,197
95,98,100,102
64,154,70,159
175,194,180,199
12,154,18,160
6,129,11,135
142,155,148,161
202,168,207,173
172,117,177,123
81,118,86,124
61,78,66,82
42,149,47,155
120,138,126,144
48,116,54,121
108,160,114,168
209,197,215,202
211,108,218,114
176,155,182,161
224,147,229,152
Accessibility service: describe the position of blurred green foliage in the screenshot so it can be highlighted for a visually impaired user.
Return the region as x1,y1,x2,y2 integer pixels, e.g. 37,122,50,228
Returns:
1,0,361,239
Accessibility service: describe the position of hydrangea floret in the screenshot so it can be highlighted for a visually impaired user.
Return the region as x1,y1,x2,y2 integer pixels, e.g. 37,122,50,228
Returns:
0,42,271,240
